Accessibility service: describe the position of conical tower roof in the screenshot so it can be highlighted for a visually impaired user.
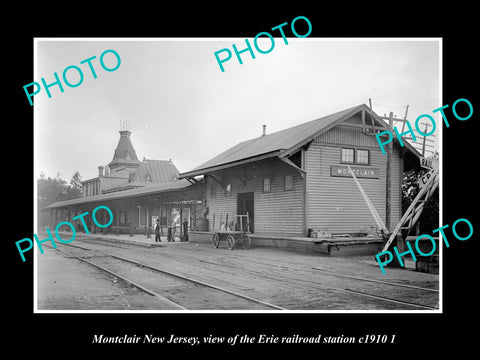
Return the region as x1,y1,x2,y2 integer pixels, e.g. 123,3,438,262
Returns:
108,130,142,170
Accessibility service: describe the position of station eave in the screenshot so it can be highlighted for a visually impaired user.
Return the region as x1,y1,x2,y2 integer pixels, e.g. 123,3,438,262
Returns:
178,150,282,179
45,179,194,210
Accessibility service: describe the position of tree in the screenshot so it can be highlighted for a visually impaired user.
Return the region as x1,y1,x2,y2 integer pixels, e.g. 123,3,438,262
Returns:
37,171,83,225
37,172,69,210
65,171,83,199
37,171,84,207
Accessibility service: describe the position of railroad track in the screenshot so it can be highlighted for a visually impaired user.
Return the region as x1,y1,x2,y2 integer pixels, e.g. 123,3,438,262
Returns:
155,241,439,310
199,260,438,310
43,242,285,311
44,235,439,310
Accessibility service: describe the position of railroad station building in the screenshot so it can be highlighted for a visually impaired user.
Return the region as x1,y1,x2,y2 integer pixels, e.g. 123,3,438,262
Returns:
45,129,205,237
179,104,423,251
44,104,424,253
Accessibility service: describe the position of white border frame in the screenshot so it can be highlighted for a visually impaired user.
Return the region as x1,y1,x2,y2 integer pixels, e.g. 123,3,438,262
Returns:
33,37,443,314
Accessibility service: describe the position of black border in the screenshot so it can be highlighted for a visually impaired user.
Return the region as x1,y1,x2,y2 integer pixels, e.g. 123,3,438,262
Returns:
6,4,479,355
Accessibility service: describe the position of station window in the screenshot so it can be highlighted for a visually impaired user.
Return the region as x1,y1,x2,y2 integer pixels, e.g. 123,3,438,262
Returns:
356,149,370,164
285,175,293,191
341,148,355,163
263,178,271,193
341,148,370,165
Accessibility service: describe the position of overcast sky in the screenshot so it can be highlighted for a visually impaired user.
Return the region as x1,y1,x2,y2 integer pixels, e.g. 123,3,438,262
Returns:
34,38,440,181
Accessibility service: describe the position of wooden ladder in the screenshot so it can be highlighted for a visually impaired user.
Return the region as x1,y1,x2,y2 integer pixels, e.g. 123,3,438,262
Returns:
380,169,439,253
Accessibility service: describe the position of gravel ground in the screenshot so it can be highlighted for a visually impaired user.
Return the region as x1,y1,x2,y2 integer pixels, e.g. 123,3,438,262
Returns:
36,247,180,310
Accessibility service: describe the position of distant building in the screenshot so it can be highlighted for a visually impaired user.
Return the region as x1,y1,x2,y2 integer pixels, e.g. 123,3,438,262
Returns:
81,130,179,196
46,128,204,236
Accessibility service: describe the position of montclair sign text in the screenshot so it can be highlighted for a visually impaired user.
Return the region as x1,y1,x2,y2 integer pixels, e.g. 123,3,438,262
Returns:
330,165,379,179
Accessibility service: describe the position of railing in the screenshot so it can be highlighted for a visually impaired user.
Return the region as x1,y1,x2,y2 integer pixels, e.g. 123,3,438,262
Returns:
212,212,250,233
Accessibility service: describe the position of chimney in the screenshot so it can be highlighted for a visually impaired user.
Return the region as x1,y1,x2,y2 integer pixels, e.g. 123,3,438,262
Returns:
262,124,266,137
98,165,104,177
104,166,110,175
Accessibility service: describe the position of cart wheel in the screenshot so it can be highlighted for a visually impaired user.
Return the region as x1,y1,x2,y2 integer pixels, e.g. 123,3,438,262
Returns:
226,234,235,250
242,234,251,249
212,233,220,248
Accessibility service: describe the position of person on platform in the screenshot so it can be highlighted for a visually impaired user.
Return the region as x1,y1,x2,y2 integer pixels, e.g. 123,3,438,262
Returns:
167,219,176,242
182,218,189,242
155,219,161,242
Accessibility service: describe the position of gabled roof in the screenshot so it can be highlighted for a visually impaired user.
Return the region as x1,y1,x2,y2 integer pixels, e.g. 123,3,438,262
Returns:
132,159,179,184
102,159,180,193
100,176,130,192
180,104,420,178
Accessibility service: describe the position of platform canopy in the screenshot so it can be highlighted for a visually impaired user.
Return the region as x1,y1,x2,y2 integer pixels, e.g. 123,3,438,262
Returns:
45,179,203,211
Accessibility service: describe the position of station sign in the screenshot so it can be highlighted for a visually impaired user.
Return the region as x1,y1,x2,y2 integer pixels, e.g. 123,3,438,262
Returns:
331,165,379,179
420,157,433,170
418,169,435,190
420,156,439,169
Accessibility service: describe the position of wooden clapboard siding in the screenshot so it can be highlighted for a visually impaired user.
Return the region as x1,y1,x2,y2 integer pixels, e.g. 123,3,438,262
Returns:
306,122,402,234
205,160,305,236
206,175,237,230
255,173,304,236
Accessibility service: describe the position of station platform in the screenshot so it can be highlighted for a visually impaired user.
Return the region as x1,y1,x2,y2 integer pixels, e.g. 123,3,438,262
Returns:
189,231,385,256
55,231,189,248
54,229,384,256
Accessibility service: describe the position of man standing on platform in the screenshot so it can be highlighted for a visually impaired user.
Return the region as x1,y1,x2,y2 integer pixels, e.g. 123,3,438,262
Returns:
182,218,189,242
167,219,175,242
155,219,161,242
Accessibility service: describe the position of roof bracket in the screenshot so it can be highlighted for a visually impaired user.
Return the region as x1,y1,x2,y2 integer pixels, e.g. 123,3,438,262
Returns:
186,177,199,184
303,140,313,152
208,174,224,189
279,157,306,179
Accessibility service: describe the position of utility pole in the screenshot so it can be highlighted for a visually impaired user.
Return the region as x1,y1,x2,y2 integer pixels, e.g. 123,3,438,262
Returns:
385,111,393,232
370,101,435,155
400,105,409,133
370,101,409,133
420,122,431,157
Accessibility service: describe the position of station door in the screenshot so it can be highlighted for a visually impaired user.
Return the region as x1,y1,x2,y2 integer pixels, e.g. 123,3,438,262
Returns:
237,192,254,233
